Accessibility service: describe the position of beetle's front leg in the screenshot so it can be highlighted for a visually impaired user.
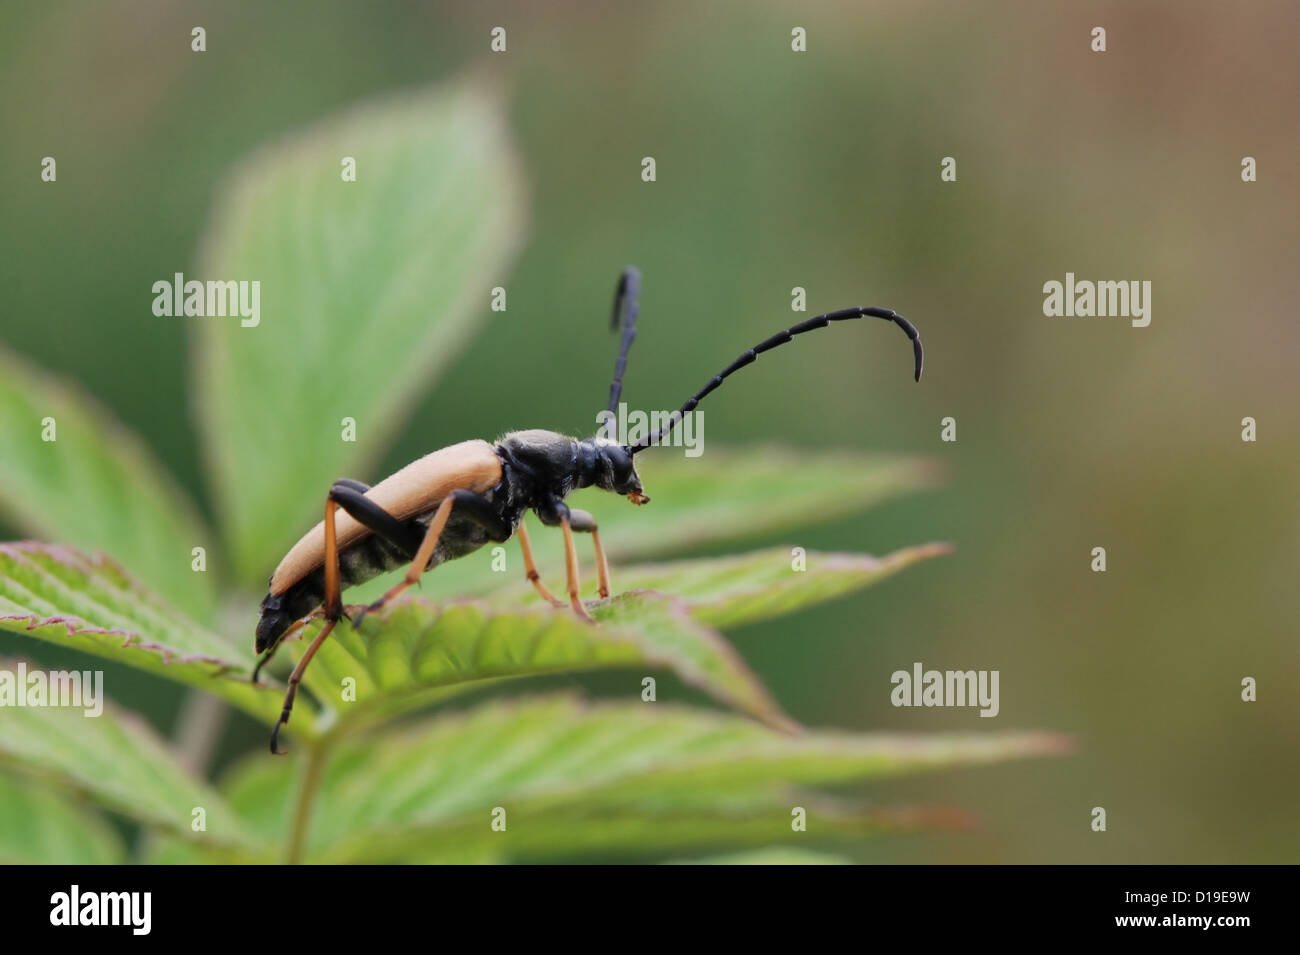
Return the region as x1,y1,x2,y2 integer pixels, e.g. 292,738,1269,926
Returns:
567,508,611,600
536,499,596,621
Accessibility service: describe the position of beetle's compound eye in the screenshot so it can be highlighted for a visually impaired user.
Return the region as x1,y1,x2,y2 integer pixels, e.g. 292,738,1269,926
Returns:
599,443,642,496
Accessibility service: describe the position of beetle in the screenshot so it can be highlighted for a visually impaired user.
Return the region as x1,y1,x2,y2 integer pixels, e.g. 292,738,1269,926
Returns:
253,267,923,753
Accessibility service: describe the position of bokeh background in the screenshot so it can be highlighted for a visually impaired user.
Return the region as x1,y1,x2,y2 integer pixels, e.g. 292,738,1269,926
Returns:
1,0,1296,863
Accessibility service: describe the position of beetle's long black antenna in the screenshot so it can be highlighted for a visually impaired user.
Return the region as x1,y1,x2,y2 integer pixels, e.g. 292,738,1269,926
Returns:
605,267,641,422
626,306,922,455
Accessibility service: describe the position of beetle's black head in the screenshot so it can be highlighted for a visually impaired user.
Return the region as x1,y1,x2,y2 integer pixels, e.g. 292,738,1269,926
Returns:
586,438,649,504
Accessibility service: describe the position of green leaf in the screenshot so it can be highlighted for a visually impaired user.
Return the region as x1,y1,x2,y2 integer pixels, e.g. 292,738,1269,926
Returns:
0,672,253,848
0,346,215,621
193,75,528,578
0,771,125,864
281,590,794,743
222,694,1069,862
0,542,297,731
589,447,942,560
479,543,953,629
354,448,944,603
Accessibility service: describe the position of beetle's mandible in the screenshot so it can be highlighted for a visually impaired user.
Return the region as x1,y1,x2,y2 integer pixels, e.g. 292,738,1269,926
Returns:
253,267,924,753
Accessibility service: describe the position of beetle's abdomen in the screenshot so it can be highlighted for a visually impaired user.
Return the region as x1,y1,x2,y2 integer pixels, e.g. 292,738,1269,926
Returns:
254,513,494,651
266,440,502,598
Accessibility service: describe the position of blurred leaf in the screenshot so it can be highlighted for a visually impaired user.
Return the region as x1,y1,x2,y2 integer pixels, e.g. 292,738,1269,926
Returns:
137,839,240,865
359,448,944,603
0,346,215,621
619,543,952,629
0,771,125,864
282,590,793,744
343,802,954,863
193,75,528,579
480,543,952,629
0,674,252,847
221,695,1068,862
0,542,300,731
667,848,853,864
139,831,500,865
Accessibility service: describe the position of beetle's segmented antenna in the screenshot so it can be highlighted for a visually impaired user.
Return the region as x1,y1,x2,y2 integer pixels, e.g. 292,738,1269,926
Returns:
627,306,923,455
605,267,641,423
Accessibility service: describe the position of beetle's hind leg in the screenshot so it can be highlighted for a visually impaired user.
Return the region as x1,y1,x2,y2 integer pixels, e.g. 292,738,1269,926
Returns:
270,616,339,755
265,481,439,753
268,494,349,754
353,489,511,628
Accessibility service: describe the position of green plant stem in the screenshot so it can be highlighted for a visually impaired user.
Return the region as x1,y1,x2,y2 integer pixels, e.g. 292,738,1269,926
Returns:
286,737,332,865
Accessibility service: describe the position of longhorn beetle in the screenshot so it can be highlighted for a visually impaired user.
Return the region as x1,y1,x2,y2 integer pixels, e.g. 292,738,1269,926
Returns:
253,268,923,753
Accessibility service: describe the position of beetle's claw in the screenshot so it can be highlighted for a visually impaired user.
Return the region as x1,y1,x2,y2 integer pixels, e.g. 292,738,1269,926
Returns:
269,720,288,756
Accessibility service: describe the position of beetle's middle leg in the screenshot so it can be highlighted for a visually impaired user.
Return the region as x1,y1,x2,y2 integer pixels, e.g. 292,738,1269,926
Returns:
353,488,510,626
516,521,564,607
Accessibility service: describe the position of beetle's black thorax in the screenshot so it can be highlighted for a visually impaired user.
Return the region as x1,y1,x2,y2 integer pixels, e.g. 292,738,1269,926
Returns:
493,428,644,518
494,429,597,514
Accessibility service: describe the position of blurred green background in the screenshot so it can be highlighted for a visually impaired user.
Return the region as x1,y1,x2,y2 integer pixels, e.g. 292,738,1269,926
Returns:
1,0,1295,863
